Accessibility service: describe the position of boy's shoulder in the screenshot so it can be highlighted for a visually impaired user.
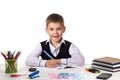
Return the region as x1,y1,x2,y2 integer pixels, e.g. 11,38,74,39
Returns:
40,40,47,43
63,40,72,47
64,40,71,43
40,40,47,45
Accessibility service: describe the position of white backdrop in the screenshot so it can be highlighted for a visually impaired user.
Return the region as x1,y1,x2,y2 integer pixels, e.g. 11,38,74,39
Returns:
0,0,120,64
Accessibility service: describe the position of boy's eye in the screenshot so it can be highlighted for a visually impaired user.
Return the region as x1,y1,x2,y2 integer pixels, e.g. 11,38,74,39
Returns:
50,28,54,30
49,28,61,31
57,28,61,30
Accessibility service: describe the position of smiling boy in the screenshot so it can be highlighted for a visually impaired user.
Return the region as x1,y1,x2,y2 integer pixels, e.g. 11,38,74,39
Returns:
25,13,85,68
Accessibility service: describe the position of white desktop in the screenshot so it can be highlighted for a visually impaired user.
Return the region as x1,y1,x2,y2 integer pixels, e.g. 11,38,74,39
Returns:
0,64,120,80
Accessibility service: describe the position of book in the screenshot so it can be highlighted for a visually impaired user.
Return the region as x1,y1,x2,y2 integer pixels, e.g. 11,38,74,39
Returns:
92,56,120,72
92,65,120,72
93,56,120,65
92,63,120,69
92,61,120,68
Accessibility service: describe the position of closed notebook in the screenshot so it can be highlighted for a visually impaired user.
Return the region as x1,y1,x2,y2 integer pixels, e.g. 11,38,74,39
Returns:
92,62,120,69
92,61,120,68
93,56,120,65
92,64,120,72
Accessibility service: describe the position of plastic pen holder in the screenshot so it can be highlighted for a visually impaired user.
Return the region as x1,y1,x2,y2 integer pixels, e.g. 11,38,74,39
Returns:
5,59,17,74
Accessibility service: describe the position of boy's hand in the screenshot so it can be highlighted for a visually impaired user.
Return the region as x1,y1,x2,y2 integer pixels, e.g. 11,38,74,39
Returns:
45,59,61,68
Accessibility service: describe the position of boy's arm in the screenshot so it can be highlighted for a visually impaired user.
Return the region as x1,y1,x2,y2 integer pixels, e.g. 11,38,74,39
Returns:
45,59,61,68
61,43,85,66
25,43,47,67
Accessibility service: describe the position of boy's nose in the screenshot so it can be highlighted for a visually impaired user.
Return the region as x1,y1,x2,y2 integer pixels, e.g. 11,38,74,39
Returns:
54,30,58,34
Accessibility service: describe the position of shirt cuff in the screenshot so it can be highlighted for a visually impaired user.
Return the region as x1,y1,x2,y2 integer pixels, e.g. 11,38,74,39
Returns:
39,60,47,67
61,59,67,65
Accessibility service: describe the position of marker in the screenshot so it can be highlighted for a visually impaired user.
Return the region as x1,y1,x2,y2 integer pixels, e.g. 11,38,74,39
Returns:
28,70,40,78
85,68,101,74
43,50,54,59
10,74,27,78
12,50,16,58
3,51,7,57
7,51,11,59
29,75,40,79
15,51,21,59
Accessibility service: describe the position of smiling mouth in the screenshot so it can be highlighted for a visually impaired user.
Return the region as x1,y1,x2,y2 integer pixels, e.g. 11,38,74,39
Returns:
53,36,59,38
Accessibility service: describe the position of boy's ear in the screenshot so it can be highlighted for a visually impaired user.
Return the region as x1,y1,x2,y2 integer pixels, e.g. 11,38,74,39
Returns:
63,26,66,33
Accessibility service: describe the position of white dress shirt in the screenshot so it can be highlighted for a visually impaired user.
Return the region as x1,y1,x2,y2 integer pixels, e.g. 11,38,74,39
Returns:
25,39,85,67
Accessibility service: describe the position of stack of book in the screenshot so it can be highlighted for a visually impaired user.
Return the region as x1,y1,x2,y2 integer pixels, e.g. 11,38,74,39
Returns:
92,56,120,72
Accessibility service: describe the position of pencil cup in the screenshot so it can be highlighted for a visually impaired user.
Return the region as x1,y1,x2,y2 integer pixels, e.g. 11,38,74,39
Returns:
5,59,17,74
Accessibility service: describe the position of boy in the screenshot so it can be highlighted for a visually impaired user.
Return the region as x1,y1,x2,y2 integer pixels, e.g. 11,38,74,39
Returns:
25,13,85,68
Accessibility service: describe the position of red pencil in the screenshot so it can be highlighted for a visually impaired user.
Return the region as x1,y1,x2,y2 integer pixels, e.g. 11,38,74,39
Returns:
0,51,7,59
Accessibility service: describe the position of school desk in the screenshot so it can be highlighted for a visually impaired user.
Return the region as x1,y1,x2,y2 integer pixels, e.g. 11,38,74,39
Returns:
0,64,120,80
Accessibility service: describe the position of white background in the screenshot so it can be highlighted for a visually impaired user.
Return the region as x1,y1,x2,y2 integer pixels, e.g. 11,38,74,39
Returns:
0,0,120,64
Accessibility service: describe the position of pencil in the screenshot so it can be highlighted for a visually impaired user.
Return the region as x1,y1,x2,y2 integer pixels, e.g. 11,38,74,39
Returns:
43,50,54,59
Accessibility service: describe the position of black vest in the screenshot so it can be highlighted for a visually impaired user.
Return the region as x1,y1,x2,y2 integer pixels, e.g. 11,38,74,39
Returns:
41,40,71,60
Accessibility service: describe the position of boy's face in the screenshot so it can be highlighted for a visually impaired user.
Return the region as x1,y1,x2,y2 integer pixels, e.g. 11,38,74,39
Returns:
46,22,65,43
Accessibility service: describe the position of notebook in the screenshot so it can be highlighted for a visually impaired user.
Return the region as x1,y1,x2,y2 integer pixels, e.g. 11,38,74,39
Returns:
92,64,120,72
93,56,120,65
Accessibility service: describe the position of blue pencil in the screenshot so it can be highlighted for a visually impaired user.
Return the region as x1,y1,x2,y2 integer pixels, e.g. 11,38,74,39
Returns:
43,50,62,67
43,50,54,59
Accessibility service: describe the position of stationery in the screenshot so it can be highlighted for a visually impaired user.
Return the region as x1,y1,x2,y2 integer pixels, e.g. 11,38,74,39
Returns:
0,50,21,73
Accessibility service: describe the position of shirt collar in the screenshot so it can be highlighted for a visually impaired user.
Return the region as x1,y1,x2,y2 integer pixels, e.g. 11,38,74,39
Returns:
45,38,66,46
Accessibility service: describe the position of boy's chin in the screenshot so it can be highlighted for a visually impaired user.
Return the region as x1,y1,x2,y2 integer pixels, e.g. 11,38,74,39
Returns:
52,39,61,42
